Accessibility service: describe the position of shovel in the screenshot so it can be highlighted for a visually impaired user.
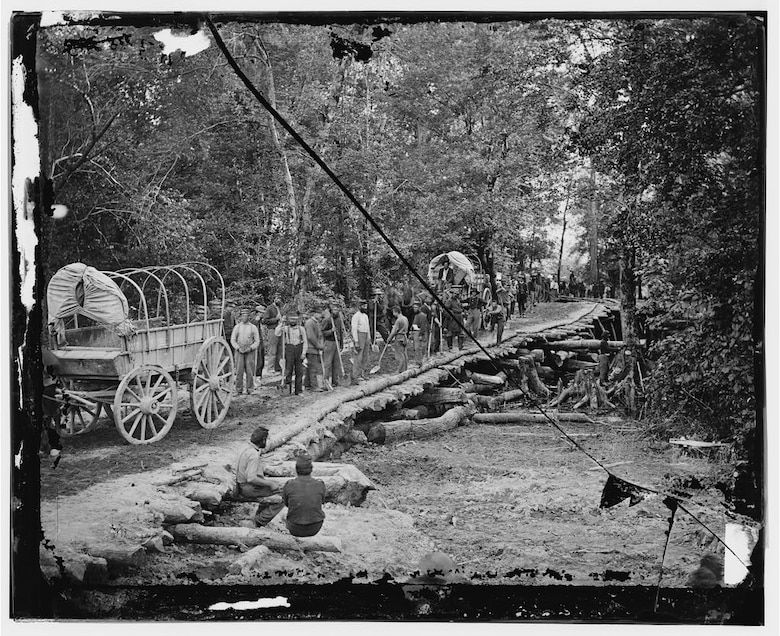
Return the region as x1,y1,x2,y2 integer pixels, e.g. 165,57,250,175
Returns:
318,351,332,391
369,341,390,374
371,304,380,352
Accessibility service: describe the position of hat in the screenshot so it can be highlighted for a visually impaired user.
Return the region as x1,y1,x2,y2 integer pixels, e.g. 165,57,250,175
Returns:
256,304,266,312
356,298,368,307
286,312,300,320
295,453,313,474
239,307,252,315
250,426,269,446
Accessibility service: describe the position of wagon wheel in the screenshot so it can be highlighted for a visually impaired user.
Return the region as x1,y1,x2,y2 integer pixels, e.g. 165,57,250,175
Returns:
113,365,178,445
61,393,103,436
190,336,234,429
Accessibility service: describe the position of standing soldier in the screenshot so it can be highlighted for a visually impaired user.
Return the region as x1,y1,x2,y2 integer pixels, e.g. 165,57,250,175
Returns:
231,307,261,395
410,300,429,366
321,303,342,388
252,304,266,381
517,278,528,317
388,305,409,373
304,306,325,392
276,312,307,396
367,292,389,346
487,300,506,345
443,289,465,350
262,295,283,374
350,299,371,384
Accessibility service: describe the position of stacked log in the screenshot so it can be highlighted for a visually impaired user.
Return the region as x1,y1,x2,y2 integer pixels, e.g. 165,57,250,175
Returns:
169,524,342,553
472,411,594,424
367,404,474,445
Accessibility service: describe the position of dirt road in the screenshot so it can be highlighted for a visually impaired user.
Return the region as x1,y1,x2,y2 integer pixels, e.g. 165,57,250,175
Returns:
38,300,747,611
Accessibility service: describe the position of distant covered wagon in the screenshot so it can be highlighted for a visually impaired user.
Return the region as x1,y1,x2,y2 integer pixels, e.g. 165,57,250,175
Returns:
44,262,235,444
427,251,478,296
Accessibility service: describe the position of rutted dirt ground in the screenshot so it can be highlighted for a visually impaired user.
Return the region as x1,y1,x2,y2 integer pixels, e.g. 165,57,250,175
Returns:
38,301,745,596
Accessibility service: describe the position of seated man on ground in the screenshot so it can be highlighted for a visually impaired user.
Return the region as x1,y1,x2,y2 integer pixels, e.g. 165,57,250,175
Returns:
234,426,284,527
282,453,326,538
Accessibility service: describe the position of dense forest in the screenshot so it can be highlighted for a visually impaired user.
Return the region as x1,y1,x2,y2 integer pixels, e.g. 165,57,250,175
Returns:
36,14,763,451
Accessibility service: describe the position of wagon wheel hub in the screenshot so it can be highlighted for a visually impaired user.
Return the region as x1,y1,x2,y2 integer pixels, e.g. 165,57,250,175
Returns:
208,377,222,391
139,397,159,414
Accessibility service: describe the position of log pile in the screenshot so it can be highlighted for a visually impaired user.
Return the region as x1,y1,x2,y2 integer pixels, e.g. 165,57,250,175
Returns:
367,404,474,444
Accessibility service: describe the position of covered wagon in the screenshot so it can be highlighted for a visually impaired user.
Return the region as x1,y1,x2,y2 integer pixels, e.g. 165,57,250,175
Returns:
44,262,235,444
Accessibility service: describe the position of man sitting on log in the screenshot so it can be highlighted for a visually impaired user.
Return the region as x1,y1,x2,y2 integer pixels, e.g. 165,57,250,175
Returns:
235,427,284,527
282,453,326,538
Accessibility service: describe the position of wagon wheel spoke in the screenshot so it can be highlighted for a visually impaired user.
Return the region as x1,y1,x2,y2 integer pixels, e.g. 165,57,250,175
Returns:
153,386,172,403
127,412,143,438
216,355,230,375
147,416,158,438
151,375,166,392
139,416,147,441
122,408,141,424
125,386,142,401
196,384,211,408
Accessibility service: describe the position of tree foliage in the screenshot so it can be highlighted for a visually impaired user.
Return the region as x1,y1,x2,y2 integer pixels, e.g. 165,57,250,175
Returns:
570,17,762,440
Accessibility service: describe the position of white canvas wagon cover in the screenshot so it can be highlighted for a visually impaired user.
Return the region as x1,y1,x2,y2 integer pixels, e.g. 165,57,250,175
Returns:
427,251,477,287
47,262,129,330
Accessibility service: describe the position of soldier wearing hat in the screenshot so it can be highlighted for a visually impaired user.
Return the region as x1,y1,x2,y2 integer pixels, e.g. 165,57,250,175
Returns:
350,299,370,384
275,311,307,395
234,427,283,526
231,306,261,395
282,453,326,537
262,295,283,374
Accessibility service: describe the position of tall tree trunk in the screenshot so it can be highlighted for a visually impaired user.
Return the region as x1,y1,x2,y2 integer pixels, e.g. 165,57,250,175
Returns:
252,35,298,279
293,59,348,295
620,246,637,346
557,174,574,288
589,164,599,284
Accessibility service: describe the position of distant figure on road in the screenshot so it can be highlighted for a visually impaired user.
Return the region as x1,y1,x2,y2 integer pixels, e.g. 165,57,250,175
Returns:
282,453,326,538
235,426,283,527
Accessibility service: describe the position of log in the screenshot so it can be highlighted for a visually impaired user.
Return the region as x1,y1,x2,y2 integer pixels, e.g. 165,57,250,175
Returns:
368,405,473,444
184,483,226,510
261,462,375,506
563,359,598,372
169,524,342,553
388,405,434,420
150,499,205,524
86,545,147,576
342,429,368,445
229,545,272,575
40,547,109,584
466,371,506,386
516,355,550,397
472,411,594,424
537,366,555,379
459,382,498,395
539,339,624,351
407,387,468,405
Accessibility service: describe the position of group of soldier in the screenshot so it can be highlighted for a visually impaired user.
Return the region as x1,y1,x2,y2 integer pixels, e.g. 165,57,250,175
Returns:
212,268,581,397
